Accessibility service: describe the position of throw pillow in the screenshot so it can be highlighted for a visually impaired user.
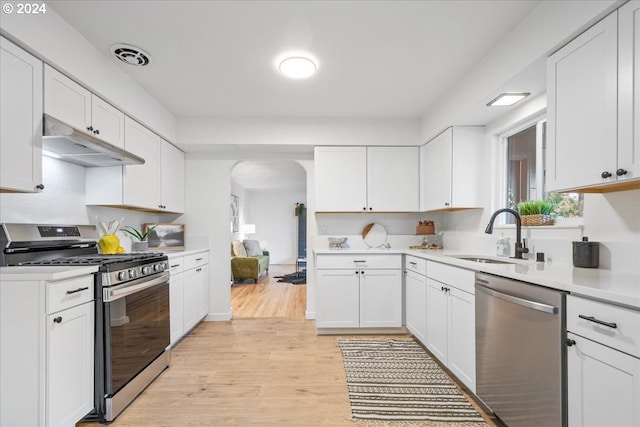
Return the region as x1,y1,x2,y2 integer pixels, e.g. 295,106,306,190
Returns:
243,239,263,257
232,240,247,257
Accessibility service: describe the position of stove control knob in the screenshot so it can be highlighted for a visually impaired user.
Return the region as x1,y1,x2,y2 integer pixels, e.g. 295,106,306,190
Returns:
117,271,128,281
141,266,151,275
128,269,137,279
153,263,160,272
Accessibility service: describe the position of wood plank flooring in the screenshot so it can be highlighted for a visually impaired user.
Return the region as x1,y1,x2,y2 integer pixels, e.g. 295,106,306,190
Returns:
80,318,501,427
231,264,306,318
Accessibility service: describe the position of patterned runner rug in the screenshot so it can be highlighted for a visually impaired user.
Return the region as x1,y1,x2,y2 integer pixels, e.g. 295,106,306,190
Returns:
338,339,487,426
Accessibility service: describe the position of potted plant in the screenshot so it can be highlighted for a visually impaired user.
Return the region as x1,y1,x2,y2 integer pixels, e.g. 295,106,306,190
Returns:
517,200,554,226
122,225,156,252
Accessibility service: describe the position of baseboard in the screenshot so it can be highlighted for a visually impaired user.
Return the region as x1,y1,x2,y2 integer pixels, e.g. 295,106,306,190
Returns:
316,326,408,335
305,310,316,320
206,311,232,321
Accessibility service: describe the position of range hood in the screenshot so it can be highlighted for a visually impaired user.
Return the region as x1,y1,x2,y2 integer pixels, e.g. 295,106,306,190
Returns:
42,114,145,167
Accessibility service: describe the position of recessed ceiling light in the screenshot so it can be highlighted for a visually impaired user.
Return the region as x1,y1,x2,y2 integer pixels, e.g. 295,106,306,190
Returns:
487,92,531,107
278,55,317,79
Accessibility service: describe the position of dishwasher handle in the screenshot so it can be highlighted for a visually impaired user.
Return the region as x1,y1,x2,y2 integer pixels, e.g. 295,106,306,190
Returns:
476,283,559,314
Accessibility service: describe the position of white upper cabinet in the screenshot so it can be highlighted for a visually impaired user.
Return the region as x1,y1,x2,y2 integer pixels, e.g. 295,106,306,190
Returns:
161,140,185,213
0,36,43,193
86,117,185,213
420,127,484,212
547,3,640,192
44,65,125,148
315,146,419,212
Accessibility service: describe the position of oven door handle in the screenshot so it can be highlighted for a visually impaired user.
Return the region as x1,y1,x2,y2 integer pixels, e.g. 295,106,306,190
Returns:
104,272,170,302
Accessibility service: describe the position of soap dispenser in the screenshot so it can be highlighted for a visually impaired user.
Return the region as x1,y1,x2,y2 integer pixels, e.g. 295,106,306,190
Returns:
496,233,510,257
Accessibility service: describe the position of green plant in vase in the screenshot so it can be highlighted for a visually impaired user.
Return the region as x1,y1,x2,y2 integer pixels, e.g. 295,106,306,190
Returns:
122,225,156,252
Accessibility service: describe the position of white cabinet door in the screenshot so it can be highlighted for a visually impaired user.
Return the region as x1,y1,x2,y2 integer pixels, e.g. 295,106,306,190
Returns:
567,332,640,427
619,0,640,182
316,269,360,328
169,272,184,346
46,302,94,427
196,264,209,321
448,286,476,393
161,140,185,213
359,269,402,328
405,270,427,345
547,12,618,191
183,267,199,333
426,278,448,363
315,146,367,212
1,36,43,193
44,64,92,133
420,127,484,211
123,117,161,210
91,96,125,148
367,147,419,211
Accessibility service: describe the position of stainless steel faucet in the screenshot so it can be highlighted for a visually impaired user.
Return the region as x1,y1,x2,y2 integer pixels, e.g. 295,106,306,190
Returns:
485,208,529,259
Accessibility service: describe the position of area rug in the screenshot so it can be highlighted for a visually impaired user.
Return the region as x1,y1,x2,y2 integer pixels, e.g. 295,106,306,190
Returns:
338,339,487,426
274,270,306,284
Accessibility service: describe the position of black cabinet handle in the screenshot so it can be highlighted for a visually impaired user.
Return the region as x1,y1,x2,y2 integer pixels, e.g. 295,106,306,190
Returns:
616,168,628,176
94,129,100,135
170,264,180,268
87,126,93,132
369,207,373,211
363,207,367,211
355,271,359,275
66,286,89,295
53,316,62,324
196,258,203,261
444,202,450,206
35,184,45,190
565,338,576,347
601,171,612,178
578,314,617,329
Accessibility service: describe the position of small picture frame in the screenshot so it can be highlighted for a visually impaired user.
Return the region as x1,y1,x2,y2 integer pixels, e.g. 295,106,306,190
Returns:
144,223,185,251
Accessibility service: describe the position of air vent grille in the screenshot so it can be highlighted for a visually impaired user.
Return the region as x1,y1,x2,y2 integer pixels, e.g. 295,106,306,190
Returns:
110,43,152,67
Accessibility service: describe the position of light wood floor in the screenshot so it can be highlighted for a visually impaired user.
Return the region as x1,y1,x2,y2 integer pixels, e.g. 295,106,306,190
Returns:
231,264,306,318
81,318,501,427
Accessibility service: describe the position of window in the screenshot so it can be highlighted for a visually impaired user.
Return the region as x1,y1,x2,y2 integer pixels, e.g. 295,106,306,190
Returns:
500,118,582,221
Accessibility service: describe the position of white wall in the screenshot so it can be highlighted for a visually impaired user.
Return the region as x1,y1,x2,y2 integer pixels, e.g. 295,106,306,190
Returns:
0,7,176,142
244,189,306,264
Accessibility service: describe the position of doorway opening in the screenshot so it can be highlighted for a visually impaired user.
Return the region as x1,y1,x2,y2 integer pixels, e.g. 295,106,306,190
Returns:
229,160,307,319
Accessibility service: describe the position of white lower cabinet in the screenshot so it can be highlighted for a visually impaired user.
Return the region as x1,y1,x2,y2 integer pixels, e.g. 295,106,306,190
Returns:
1,273,95,427
404,255,427,345
425,261,476,392
567,295,640,426
316,254,402,330
168,251,209,346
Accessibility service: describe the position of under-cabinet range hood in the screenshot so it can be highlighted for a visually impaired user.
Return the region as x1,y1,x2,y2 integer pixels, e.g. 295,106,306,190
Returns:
42,114,145,167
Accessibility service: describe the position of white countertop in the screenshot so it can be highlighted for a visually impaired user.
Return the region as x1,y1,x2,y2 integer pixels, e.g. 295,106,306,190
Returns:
165,248,209,258
314,248,640,310
0,265,99,281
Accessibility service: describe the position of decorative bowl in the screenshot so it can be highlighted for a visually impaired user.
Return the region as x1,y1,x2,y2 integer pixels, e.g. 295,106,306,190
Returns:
328,237,348,249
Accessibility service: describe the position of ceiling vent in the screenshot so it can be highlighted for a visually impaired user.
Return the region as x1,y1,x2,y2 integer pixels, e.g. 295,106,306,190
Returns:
110,43,152,67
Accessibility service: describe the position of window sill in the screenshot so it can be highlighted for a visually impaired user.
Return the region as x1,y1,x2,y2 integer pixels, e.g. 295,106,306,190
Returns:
494,218,584,230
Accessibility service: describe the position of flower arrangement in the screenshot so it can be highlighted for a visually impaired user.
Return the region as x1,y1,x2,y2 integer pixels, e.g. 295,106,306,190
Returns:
517,200,554,226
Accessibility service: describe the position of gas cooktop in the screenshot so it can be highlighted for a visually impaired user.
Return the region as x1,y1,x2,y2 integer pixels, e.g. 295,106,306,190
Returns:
19,252,163,266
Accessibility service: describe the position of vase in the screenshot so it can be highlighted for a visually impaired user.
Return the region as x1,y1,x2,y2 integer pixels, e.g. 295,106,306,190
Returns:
132,241,149,252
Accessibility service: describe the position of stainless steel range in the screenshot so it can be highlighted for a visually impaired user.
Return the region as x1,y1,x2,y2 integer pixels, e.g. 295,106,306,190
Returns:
0,223,170,423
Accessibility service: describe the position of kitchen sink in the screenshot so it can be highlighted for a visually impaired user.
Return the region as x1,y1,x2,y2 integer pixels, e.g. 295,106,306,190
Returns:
454,257,515,265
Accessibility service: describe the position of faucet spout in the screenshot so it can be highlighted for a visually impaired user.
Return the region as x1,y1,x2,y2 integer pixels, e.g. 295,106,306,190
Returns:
485,208,528,259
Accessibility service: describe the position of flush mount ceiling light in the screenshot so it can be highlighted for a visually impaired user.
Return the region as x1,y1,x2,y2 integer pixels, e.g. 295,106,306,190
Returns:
487,92,531,107
277,54,317,79
110,43,152,67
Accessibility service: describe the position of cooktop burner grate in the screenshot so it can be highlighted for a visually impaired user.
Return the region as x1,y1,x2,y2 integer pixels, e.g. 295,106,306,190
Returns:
20,252,164,266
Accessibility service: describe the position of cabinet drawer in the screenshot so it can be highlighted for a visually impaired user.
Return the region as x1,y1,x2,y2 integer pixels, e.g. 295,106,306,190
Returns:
168,256,184,275
47,275,94,314
316,254,401,270
405,255,427,275
426,261,475,294
184,252,208,270
567,295,640,358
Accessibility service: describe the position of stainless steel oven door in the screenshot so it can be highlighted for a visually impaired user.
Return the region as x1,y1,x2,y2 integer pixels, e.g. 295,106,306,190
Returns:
103,272,170,396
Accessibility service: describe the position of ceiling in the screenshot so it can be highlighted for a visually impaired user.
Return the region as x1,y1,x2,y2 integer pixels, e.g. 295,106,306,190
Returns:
48,0,541,119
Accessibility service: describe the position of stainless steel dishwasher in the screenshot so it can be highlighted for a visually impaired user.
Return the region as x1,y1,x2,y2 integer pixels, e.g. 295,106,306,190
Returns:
475,272,567,427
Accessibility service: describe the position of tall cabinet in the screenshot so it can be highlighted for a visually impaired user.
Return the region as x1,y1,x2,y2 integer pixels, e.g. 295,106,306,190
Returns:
547,2,640,192
0,36,43,193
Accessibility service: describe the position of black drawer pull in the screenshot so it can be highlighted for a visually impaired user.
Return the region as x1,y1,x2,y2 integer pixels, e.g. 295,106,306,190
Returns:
409,261,417,266
579,314,617,329
196,258,203,261
53,316,62,323
66,287,89,295
565,338,576,347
